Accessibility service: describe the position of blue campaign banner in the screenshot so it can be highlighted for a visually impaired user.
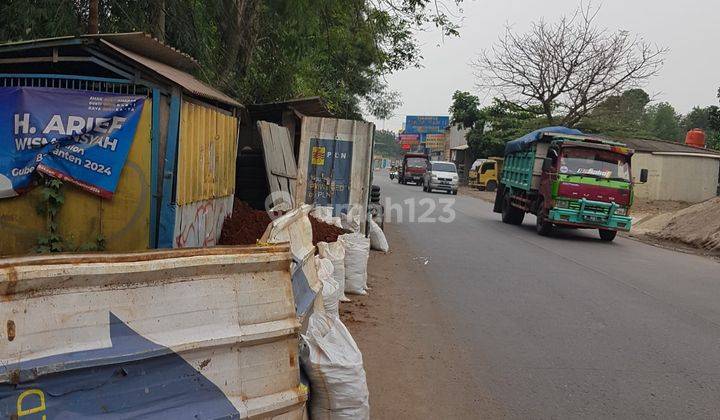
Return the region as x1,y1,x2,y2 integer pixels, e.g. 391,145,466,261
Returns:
0,87,145,199
306,138,353,215
404,115,449,135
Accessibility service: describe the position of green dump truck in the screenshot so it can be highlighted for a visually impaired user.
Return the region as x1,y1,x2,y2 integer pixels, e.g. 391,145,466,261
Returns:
493,128,648,242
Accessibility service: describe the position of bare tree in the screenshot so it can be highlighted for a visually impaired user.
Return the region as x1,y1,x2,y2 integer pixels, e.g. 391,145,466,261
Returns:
473,4,667,127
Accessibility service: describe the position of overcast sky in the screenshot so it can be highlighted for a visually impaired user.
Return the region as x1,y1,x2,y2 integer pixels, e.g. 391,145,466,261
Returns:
368,0,720,132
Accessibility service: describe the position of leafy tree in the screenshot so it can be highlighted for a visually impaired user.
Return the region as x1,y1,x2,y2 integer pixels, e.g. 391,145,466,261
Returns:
579,89,651,137
448,90,481,128
646,102,682,141
682,106,720,150
372,129,402,159
466,99,545,159
0,0,464,119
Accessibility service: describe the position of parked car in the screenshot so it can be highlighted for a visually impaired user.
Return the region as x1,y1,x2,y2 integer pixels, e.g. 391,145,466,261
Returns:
399,153,429,185
423,161,459,194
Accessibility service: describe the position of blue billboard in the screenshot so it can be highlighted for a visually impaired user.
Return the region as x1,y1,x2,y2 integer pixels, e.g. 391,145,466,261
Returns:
306,138,353,215
404,115,449,135
0,87,145,199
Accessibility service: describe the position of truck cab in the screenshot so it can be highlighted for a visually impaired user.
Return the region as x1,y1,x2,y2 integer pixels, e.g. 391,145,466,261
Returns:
494,129,648,242
469,157,503,192
399,153,429,185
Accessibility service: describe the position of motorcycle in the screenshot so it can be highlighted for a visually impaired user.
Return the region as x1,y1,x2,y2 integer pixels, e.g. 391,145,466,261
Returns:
389,169,397,180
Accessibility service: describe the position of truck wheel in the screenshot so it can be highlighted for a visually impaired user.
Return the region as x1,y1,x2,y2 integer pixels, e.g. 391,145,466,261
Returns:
486,180,497,192
535,199,554,236
536,212,554,236
501,193,524,225
452,189,458,195
599,229,617,242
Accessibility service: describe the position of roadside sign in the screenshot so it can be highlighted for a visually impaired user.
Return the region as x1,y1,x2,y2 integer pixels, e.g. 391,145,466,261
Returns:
404,116,449,135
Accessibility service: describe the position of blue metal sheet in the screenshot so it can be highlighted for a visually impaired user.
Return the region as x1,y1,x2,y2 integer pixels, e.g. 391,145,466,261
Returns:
150,89,161,248
305,138,353,216
0,313,239,419
157,93,181,248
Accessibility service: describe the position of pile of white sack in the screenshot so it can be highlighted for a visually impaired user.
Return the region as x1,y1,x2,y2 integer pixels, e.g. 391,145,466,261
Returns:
306,205,393,419
300,312,370,419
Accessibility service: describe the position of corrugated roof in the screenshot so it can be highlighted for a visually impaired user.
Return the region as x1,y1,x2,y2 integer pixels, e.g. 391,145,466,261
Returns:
99,40,241,107
0,33,240,108
91,32,199,72
0,32,199,72
605,136,720,156
248,97,334,118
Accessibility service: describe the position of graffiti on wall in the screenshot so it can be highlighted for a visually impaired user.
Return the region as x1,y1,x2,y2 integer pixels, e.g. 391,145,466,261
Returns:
173,195,233,248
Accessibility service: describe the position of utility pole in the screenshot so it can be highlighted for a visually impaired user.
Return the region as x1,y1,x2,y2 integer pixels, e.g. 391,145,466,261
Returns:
88,0,99,34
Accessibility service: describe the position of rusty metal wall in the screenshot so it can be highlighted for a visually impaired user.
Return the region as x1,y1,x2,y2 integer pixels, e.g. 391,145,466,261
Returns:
176,100,239,205
0,246,307,418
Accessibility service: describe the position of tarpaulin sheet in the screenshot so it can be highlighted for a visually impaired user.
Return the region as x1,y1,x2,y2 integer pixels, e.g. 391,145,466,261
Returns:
0,313,239,418
504,126,583,155
0,87,145,199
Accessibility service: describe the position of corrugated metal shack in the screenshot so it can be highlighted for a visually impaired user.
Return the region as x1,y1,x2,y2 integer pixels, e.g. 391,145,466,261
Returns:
239,98,375,232
0,33,240,254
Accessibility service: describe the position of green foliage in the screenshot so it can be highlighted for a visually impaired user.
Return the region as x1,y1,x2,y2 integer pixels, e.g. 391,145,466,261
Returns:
373,129,401,159
0,0,464,119
578,89,651,137
645,102,682,141
448,90,481,128
466,99,545,159
35,178,65,253
682,106,720,150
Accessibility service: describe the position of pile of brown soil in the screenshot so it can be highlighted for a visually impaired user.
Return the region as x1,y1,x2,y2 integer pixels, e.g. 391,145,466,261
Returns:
651,197,720,252
219,199,272,245
309,215,349,245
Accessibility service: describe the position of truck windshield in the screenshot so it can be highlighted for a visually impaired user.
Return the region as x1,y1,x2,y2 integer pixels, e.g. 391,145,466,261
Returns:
406,158,427,168
559,149,631,181
432,162,456,172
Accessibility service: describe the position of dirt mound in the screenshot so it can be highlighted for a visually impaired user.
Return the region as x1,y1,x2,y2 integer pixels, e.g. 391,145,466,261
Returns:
309,215,349,245
651,197,720,252
219,199,272,245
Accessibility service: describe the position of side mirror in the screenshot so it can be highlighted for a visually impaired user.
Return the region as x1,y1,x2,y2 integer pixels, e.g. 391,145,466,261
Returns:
639,168,649,183
542,157,553,172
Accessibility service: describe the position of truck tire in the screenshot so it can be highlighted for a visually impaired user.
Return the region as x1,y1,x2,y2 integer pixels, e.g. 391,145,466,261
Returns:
486,180,497,192
493,184,505,214
535,199,554,236
501,193,524,225
599,229,617,242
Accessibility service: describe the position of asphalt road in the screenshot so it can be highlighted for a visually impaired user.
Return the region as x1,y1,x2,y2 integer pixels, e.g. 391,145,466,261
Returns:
361,171,720,419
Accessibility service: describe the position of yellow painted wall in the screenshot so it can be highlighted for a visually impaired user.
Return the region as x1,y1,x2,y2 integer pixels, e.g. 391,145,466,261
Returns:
0,101,152,256
176,100,238,205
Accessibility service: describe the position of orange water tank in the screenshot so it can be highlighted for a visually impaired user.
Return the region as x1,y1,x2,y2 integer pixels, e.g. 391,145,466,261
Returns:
685,128,706,148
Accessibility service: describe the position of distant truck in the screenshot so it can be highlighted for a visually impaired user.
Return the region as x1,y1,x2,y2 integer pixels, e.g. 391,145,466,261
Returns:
468,157,503,192
399,153,429,185
493,128,648,242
